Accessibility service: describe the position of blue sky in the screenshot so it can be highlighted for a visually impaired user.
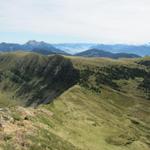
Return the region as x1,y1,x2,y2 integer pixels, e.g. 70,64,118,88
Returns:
0,0,150,44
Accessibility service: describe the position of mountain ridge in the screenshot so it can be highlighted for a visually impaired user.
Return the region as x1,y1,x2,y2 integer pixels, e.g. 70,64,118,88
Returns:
75,48,140,59
0,52,79,106
1,41,150,56
53,43,150,56
0,40,68,55
93,44,150,56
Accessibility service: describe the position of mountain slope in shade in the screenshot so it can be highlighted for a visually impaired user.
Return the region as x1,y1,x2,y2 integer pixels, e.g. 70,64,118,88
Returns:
0,52,79,106
32,48,69,55
75,49,140,59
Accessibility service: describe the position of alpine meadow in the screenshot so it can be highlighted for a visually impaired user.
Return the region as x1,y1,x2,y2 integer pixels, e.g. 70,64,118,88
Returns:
0,0,150,150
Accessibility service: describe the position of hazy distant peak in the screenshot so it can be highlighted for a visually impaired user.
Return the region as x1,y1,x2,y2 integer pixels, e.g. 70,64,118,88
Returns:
25,40,47,46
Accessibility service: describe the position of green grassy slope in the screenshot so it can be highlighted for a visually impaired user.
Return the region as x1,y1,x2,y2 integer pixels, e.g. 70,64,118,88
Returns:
69,56,150,99
0,52,150,150
0,52,79,106
0,106,79,150
1,85,149,150
37,85,150,150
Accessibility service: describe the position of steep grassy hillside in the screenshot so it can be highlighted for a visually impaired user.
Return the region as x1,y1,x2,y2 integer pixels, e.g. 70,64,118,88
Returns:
0,106,80,150
69,56,150,100
0,52,149,150
0,85,149,150
40,85,150,150
0,52,79,106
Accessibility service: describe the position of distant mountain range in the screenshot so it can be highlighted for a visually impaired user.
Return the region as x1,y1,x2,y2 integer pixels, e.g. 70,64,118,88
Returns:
0,40,67,55
54,43,150,56
53,43,97,54
75,49,140,59
92,44,150,56
0,40,150,57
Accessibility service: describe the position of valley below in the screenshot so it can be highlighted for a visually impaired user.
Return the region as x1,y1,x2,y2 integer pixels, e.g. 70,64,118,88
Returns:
0,52,150,150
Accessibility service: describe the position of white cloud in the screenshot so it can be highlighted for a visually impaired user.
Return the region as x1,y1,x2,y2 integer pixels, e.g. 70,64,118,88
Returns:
0,0,150,43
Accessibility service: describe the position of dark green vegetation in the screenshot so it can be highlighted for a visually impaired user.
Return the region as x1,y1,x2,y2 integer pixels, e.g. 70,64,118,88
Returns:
80,58,150,94
0,52,79,106
0,52,150,150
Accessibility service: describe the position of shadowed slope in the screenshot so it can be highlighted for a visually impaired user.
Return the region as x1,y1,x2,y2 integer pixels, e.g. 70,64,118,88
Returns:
0,52,79,106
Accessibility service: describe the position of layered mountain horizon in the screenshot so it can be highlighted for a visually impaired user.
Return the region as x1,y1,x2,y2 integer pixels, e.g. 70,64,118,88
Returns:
0,40,150,58
75,48,141,59
0,40,67,55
